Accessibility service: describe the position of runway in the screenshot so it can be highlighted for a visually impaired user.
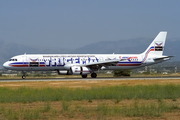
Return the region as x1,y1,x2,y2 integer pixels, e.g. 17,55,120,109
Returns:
0,76,180,82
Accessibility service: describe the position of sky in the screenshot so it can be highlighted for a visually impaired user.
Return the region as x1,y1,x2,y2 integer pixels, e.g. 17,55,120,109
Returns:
0,0,180,49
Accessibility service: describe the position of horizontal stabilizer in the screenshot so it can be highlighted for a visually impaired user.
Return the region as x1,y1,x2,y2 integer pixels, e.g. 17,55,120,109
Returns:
153,56,174,61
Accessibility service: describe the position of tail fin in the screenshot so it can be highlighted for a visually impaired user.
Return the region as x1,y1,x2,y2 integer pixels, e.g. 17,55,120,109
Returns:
142,31,167,56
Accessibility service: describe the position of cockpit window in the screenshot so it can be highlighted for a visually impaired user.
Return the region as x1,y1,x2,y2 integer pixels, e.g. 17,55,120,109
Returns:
9,59,17,61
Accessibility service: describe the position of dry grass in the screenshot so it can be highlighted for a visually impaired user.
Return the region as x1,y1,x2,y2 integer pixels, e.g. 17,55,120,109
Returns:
1,79,180,119
0,99,180,120
0,79,180,89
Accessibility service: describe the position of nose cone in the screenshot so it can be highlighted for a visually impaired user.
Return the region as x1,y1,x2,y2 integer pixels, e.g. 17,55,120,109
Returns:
3,62,9,69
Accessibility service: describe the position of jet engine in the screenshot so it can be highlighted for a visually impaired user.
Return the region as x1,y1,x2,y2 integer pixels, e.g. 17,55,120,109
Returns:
57,66,91,75
71,66,91,75
57,70,72,75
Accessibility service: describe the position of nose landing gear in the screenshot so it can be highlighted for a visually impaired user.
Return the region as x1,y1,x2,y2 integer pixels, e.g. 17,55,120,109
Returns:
22,71,26,79
22,75,26,79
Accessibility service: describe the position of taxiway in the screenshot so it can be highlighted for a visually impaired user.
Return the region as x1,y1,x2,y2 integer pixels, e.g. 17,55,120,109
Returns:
0,77,180,82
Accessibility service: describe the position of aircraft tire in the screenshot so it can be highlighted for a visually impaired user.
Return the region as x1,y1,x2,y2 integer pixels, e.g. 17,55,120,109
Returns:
82,74,87,78
22,76,26,79
91,73,97,78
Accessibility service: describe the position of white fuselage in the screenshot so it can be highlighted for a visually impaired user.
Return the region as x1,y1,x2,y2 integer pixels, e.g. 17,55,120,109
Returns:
3,53,156,71
2,32,171,78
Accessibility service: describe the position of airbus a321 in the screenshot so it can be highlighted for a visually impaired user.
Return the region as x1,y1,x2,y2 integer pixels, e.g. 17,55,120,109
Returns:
3,32,172,79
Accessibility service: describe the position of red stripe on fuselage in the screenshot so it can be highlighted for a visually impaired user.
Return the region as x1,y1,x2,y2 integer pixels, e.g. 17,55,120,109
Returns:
39,65,45,67
9,65,29,67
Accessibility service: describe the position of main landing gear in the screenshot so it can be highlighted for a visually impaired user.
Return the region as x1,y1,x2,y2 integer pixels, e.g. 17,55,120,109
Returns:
81,73,97,78
91,73,97,78
81,74,87,78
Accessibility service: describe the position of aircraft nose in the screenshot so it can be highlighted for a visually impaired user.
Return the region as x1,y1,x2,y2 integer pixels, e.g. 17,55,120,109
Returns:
3,62,9,69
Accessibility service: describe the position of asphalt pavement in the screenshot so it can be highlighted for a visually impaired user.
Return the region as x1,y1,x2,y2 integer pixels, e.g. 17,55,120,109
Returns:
0,76,180,82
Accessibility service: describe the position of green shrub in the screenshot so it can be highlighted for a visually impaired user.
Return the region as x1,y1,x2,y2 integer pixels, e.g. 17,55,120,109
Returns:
114,70,131,77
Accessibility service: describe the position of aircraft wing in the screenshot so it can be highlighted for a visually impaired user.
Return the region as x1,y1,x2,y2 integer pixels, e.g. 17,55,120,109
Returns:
80,59,125,70
153,56,174,61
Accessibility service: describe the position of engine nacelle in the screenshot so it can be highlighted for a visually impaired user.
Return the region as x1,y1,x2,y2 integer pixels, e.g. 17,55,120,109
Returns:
71,66,91,75
57,70,72,75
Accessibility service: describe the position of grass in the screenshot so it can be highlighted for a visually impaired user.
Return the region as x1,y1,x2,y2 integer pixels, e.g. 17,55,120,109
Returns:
0,84,180,119
0,100,178,119
1,106,41,120
0,84,180,103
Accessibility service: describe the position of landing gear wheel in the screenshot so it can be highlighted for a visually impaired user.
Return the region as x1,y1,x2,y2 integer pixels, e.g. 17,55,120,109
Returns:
82,74,87,78
22,71,26,79
91,73,97,78
22,76,26,79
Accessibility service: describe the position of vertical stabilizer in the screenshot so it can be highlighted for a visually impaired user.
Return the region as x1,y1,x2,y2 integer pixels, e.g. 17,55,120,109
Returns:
142,31,167,57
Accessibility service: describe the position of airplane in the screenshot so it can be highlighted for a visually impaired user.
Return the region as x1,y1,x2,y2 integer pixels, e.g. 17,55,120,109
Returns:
3,31,172,79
